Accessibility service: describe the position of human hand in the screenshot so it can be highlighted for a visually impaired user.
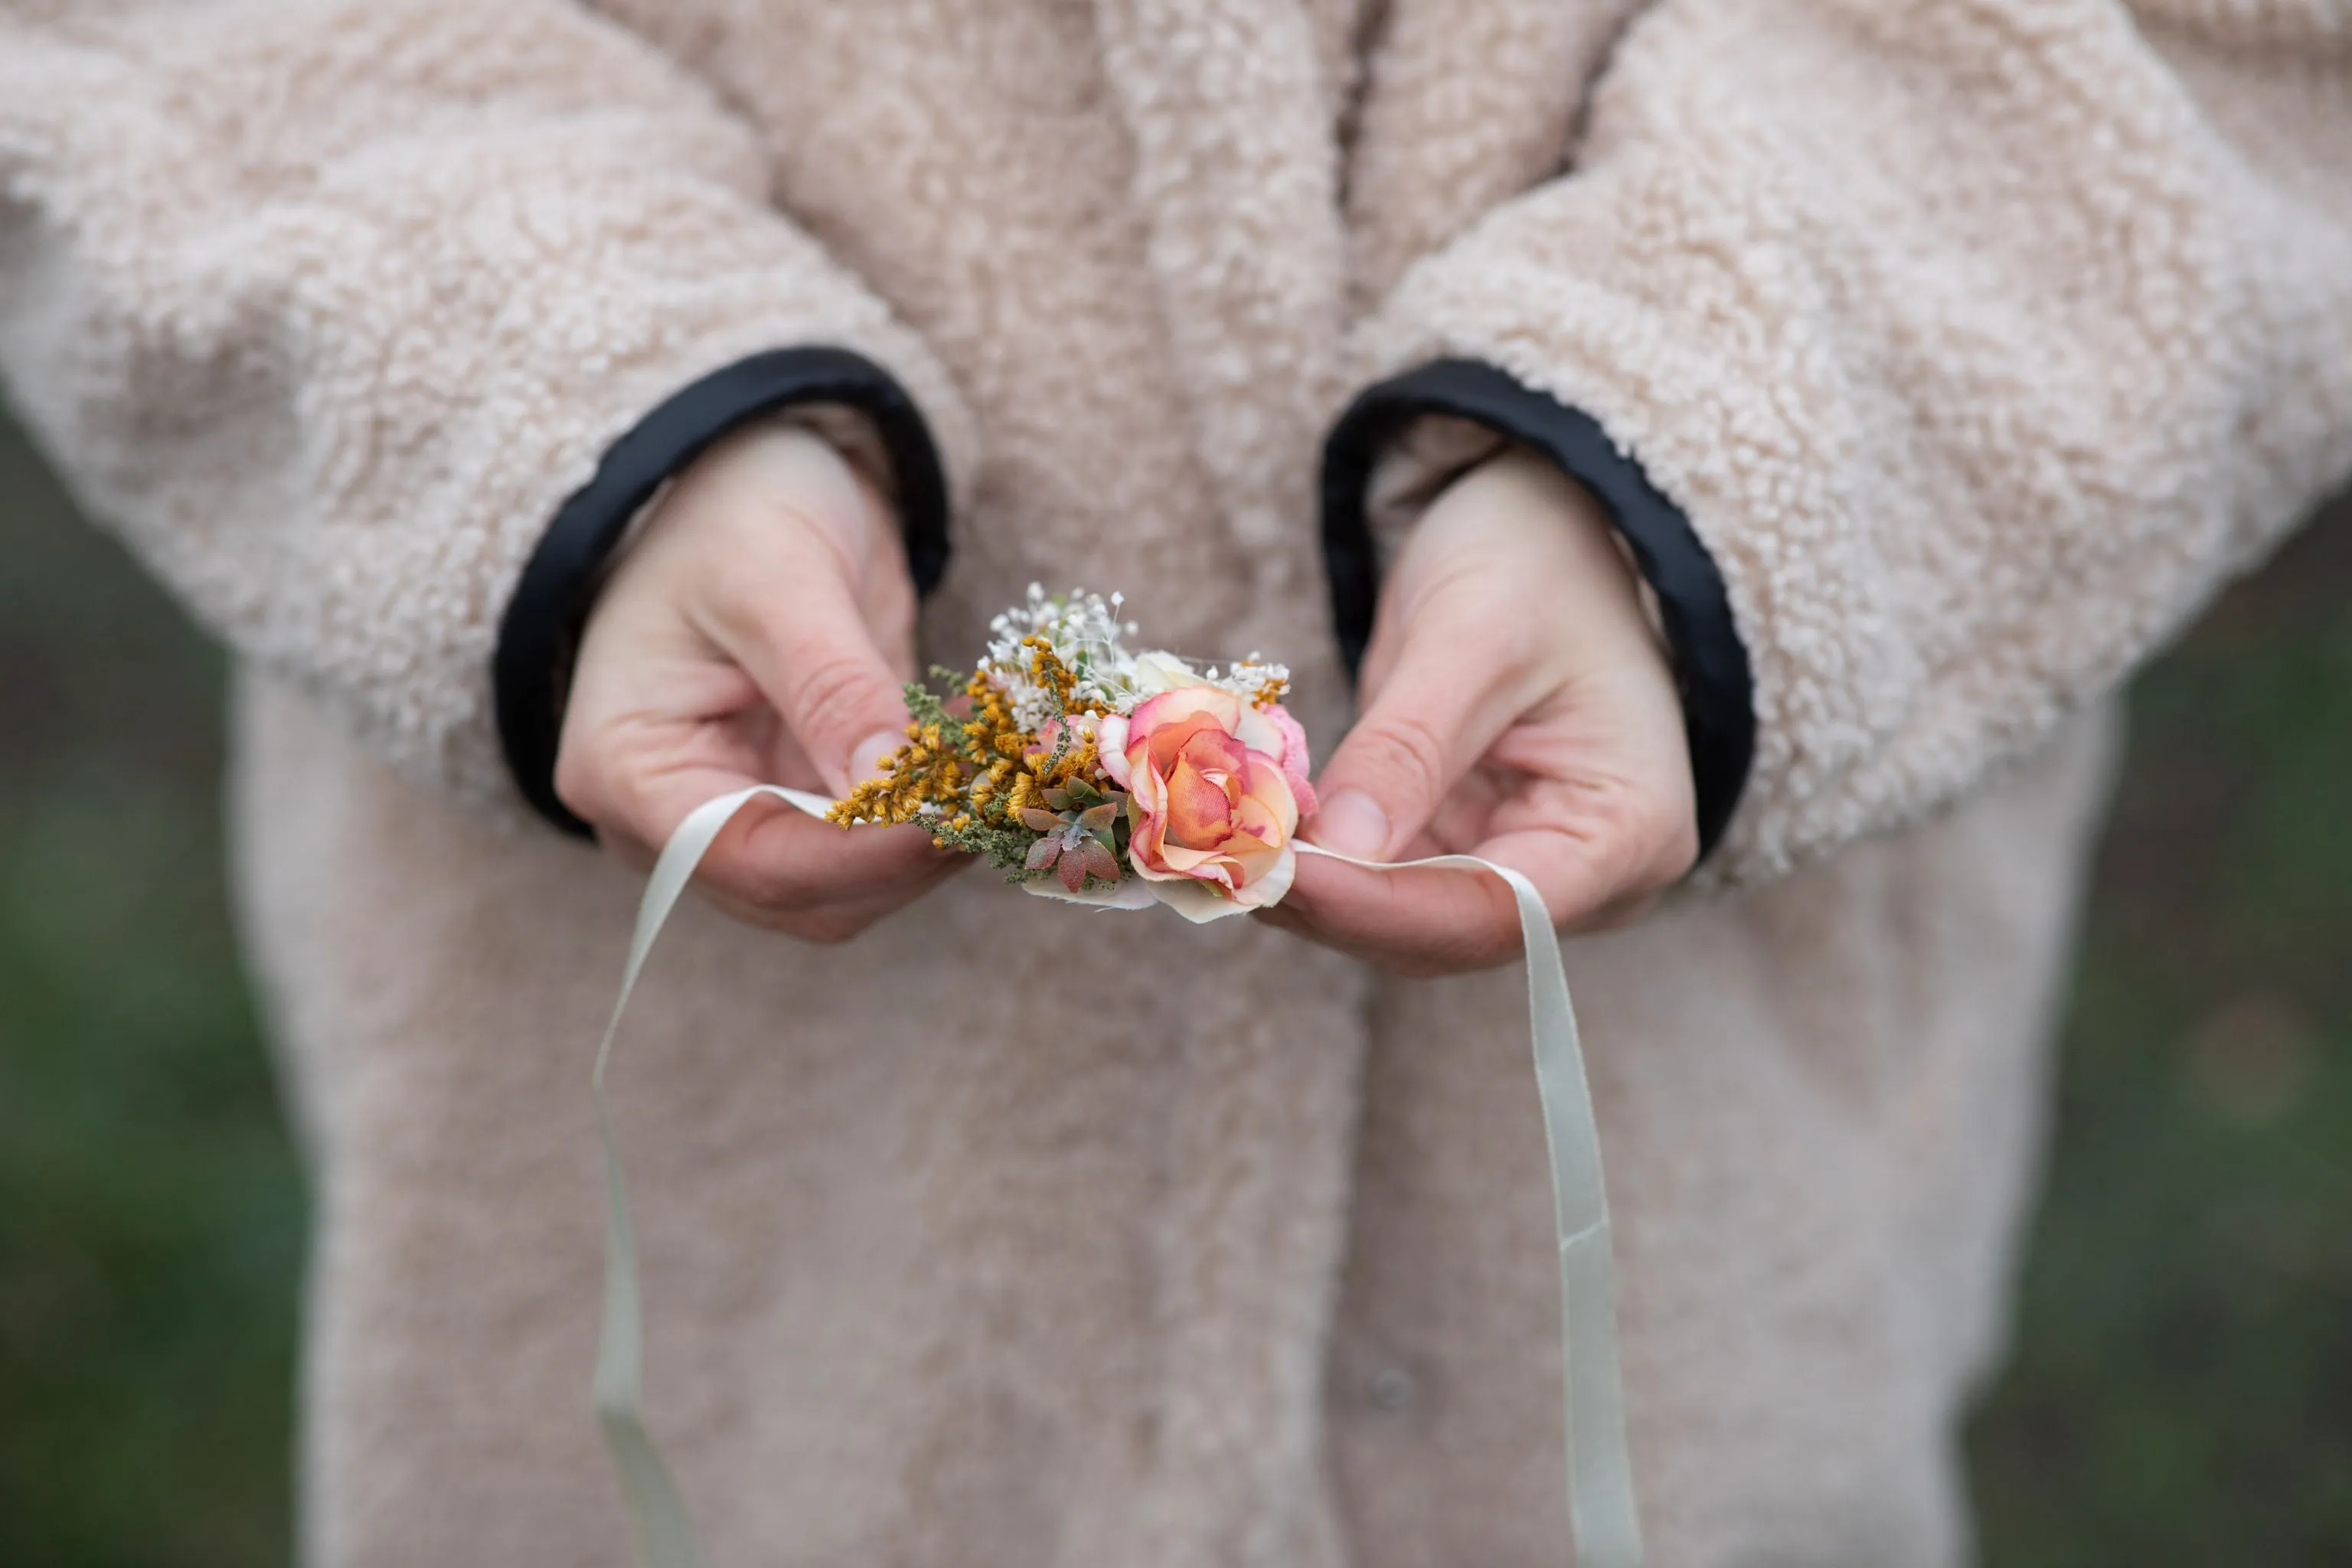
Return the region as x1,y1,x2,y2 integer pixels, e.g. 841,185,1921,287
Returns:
1263,448,1697,975
555,420,965,939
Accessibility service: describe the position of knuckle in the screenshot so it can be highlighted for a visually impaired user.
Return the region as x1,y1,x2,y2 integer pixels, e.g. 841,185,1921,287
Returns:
1613,778,1700,890
1387,926,1513,980
1577,775,1656,864
1563,776,1697,910
786,648,888,746
1452,613,1540,683
1351,711,1452,812
1380,881,1523,979
733,858,821,913
1536,782,1652,922
699,835,815,912
722,849,874,921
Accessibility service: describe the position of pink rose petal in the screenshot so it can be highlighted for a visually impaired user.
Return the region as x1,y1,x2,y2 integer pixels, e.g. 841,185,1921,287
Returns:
1097,714,1133,787
1261,703,1318,817
1165,756,1235,848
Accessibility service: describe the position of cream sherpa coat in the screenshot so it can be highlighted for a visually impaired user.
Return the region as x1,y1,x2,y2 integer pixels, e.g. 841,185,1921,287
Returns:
4,2,2348,1565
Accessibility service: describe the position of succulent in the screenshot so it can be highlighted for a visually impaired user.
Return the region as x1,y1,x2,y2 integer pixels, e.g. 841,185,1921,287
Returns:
1018,774,1129,892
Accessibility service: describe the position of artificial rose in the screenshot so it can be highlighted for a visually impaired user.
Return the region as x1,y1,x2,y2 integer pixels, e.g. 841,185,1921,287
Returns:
1096,686,1316,922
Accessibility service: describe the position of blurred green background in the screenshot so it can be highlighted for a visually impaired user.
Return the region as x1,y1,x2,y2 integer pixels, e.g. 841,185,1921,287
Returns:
1,408,2347,1566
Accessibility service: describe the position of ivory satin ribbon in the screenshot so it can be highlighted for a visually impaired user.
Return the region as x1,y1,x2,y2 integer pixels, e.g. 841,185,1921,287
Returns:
590,784,1642,1567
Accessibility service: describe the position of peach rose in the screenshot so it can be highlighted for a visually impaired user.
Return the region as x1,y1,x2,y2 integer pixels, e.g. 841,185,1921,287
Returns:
1096,686,1316,922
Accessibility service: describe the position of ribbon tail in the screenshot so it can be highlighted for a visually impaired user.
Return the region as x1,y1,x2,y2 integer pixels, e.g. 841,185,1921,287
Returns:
591,803,1642,1568
590,785,833,1568
1298,844,1644,1565
594,1099,706,1568
1497,862,1644,1568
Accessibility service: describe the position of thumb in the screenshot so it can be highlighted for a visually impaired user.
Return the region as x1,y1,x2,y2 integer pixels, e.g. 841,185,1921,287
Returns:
710,547,914,799
1308,626,1521,863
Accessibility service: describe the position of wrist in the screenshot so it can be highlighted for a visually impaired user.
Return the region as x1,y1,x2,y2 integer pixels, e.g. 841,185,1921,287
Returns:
1416,449,1664,670
1464,447,1672,655
597,417,884,596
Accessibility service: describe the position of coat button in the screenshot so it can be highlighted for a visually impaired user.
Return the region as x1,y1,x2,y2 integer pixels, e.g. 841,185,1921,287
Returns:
1367,1367,1416,1412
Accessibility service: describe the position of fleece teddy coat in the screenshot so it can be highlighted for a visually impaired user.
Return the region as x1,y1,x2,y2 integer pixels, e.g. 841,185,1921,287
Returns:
5,2,2350,1564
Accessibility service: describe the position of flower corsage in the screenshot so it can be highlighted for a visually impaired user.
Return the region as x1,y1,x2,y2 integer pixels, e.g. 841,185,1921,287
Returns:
827,586,1316,922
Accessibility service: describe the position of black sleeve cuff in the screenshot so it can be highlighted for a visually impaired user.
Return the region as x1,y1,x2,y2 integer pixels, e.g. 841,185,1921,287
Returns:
1320,358,1756,862
493,346,951,838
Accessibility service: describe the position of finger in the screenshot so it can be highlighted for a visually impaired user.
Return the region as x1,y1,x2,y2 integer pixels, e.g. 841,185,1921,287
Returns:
1272,783,1688,975
1306,617,1529,864
692,827,973,941
1263,849,1525,975
1470,755,1700,926
692,794,966,915
586,753,962,915
702,541,916,798
1461,824,1653,934
850,501,922,682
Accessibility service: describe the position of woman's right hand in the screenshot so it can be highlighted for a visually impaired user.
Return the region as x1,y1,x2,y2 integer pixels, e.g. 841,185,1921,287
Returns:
554,421,967,939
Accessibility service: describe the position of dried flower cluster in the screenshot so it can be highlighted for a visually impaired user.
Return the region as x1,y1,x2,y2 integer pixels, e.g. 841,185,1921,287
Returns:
828,587,1315,920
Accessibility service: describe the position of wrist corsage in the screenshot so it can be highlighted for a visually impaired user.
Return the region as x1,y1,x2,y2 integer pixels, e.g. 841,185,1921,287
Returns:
827,586,1315,922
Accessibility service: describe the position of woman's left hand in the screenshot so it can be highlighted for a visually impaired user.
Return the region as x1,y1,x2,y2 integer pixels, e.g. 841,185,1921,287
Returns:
1261,448,1698,975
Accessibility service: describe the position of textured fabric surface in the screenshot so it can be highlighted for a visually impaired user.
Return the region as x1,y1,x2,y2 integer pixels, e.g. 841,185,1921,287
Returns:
0,2,978,810
5,2,2349,1566
1348,0,2352,887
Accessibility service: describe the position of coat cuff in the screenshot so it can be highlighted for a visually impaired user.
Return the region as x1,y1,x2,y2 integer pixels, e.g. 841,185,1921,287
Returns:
1321,358,1755,862
493,346,952,838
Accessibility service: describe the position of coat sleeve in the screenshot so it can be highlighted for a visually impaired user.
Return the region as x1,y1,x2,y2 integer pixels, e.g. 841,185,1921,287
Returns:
0,0,976,812
1338,0,2352,884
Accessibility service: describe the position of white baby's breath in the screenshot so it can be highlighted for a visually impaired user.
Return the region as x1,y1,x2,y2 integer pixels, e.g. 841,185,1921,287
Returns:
980,583,1290,724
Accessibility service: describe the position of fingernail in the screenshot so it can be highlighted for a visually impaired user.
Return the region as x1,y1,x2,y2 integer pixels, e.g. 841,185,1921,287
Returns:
1312,789,1390,861
851,730,902,783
